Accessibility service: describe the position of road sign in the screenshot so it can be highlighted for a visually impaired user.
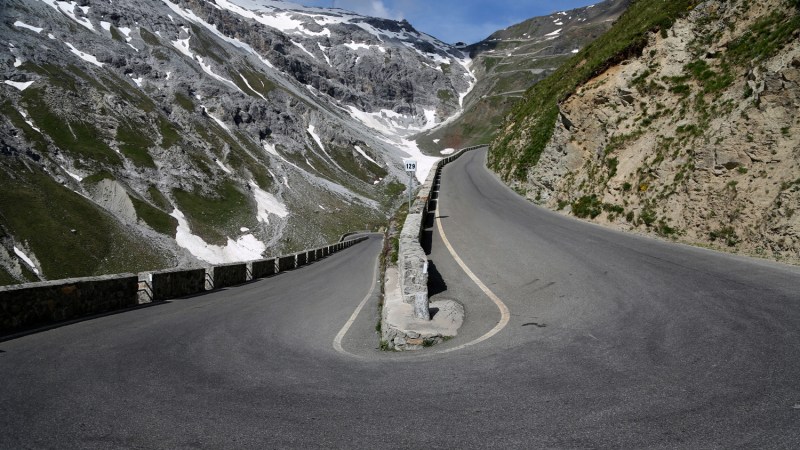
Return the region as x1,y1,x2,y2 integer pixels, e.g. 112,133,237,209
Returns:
402,159,417,208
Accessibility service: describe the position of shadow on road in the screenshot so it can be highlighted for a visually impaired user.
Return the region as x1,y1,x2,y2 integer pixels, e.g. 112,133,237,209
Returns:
427,261,448,296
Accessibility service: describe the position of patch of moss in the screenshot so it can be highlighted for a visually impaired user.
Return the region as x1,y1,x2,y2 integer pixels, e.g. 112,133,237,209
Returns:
19,62,79,92
110,25,125,42
727,11,800,65
0,101,49,153
139,27,161,46
81,170,115,186
0,266,18,286
147,185,171,210
116,120,156,168
172,181,255,245
130,195,178,237
0,162,170,279
437,89,454,102
239,67,276,98
189,24,229,63
174,92,195,111
158,116,182,149
21,88,122,166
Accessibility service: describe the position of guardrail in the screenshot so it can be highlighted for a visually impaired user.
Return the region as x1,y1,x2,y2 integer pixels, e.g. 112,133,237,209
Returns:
0,235,369,337
397,144,488,319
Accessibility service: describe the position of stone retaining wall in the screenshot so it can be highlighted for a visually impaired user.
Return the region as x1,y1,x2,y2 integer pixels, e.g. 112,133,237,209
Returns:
149,268,206,301
211,263,248,289
397,145,487,319
251,258,276,279
0,274,138,335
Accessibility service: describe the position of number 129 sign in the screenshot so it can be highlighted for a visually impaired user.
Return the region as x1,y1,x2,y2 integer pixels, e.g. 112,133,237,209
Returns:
403,159,417,172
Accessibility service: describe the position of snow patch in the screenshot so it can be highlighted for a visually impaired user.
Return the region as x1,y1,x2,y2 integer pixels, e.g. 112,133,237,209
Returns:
440,148,455,155
13,246,39,275
40,0,94,31
203,106,230,131
215,158,232,174
239,73,267,100
344,41,370,51
196,56,242,92
250,180,288,223
18,110,41,132
65,42,104,67
171,208,265,264
64,168,82,181
353,145,378,165
545,28,562,37
14,21,43,33
396,139,439,183
291,40,316,59
4,80,35,91
317,42,332,66
172,37,193,58
262,141,279,156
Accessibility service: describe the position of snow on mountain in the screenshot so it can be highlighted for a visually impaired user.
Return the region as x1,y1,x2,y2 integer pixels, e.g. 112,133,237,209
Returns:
0,0,479,283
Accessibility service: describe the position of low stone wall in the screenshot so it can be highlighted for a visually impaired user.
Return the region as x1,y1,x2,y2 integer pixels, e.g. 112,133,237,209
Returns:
2,235,371,337
397,145,487,319
0,274,139,335
296,252,308,267
277,255,295,272
149,268,207,301
211,263,247,289
251,258,276,279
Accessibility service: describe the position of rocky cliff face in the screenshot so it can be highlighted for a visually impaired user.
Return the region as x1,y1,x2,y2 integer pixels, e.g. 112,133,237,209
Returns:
494,0,800,264
0,0,475,284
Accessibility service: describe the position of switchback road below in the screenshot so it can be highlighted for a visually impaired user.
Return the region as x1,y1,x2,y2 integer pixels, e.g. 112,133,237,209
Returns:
1,149,799,447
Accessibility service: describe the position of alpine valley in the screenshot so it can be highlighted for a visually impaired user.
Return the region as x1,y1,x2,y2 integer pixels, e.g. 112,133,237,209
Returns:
0,0,481,283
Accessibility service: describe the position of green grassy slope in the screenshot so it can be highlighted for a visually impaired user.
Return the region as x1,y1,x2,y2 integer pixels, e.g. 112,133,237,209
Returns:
0,161,172,281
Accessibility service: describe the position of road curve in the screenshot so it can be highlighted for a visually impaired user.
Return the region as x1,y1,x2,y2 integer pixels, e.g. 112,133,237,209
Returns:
1,149,799,447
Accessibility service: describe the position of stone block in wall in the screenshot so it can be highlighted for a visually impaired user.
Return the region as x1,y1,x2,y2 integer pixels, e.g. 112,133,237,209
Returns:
151,268,206,301
278,255,295,272
307,249,317,263
0,274,138,335
211,263,247,289
296,252,308,267
252,258,276,279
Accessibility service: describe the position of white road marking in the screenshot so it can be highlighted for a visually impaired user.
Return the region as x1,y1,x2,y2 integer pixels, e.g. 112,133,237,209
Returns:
333,246,380,357
435,194,511,354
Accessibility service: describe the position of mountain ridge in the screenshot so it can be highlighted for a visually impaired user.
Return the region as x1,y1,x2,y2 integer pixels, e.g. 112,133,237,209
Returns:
0,0,476,284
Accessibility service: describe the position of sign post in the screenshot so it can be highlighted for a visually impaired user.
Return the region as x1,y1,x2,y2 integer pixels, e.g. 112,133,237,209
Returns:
402,158,417,209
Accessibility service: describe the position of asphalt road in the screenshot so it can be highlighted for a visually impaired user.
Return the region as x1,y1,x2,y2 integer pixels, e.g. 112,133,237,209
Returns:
1,148,799,448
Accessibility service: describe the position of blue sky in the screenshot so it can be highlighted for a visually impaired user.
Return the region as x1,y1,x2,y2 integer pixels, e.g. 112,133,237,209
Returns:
296,0,600,44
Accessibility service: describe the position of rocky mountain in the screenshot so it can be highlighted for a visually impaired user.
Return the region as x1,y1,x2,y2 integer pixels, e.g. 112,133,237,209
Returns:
0,0,475,284
417,0,630,154
491,0,800,264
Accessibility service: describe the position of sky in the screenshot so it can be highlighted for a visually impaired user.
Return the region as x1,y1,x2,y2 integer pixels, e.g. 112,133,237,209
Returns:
296,0,600,44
